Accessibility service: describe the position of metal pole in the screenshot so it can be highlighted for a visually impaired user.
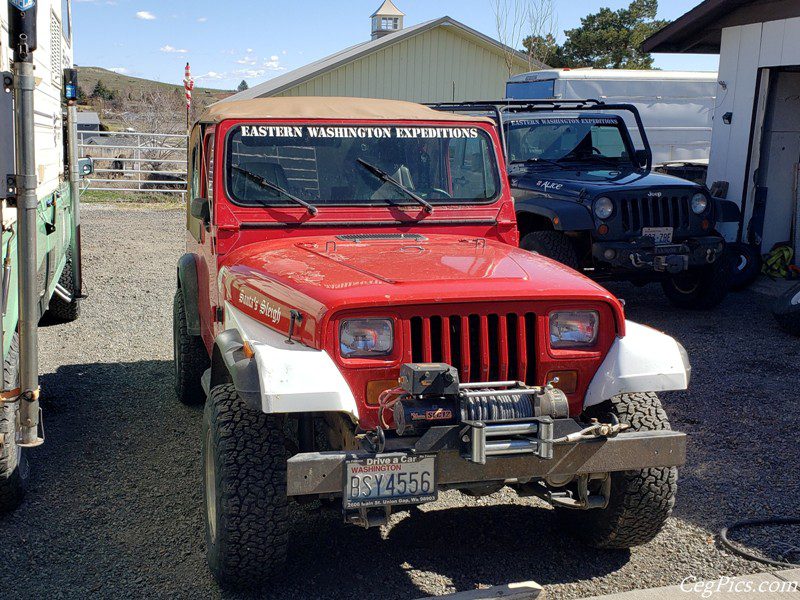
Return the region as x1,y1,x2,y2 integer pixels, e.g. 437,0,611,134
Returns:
9,0,43,447
66,103,83,298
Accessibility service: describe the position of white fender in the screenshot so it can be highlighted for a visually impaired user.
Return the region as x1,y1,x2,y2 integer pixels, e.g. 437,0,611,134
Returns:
584,320,691,409
224,304,359,420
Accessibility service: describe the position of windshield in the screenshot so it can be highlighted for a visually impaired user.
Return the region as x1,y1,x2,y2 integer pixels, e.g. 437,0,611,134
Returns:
505,117,632,165
226,124,500,207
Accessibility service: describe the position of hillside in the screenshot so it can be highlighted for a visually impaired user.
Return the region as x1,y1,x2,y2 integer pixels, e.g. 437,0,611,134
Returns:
78,66,233,103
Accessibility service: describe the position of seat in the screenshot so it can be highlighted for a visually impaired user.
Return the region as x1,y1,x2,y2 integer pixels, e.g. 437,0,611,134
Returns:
231,160,290,202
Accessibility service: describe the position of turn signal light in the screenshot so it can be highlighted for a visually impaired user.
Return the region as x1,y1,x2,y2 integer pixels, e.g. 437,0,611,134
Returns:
701,219,710,230
597,224,609,235
546,370,578,394
242,341,255,359
366,379,398,405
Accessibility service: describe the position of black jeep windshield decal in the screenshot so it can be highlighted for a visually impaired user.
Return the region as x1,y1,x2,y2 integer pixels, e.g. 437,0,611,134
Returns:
506,117,632,165
226,124,500,207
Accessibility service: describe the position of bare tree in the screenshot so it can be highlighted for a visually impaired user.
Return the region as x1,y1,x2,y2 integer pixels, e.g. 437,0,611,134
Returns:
524,0,558,71
491,0,527,76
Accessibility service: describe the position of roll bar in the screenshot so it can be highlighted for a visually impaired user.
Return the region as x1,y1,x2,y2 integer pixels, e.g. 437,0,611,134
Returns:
426,99,653,172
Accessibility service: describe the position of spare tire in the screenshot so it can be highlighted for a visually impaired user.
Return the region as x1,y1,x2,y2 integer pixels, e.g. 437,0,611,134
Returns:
773,283,800,337
728,242,762,291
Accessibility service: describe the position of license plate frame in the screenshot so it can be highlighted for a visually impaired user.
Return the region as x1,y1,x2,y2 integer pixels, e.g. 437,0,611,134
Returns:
642,226,674,245
343,453,437,509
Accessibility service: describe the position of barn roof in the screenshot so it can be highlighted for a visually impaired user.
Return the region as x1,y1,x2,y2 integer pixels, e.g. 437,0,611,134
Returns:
223,16,533,102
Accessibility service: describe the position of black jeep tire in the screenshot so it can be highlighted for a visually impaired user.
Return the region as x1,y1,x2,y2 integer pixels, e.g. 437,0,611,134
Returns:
560,392,677,549
773,283,800,337
203,384,289,589
173,289,209,406
661,252,731,310
46,260,80,323
520,231,580,270
0,332,28,513
728,242,762,291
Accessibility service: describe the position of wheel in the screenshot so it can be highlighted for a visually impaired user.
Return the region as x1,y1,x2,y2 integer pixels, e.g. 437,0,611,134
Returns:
173,289,209,406
728,242,762,291
520,231,580,270
661,251,731,310
559,392,677,549
46,260,80,323
0,332,29,513
773,283,800,337
203,384,288,589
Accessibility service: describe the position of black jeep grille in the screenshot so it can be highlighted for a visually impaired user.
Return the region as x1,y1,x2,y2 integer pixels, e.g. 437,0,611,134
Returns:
618,194,692,235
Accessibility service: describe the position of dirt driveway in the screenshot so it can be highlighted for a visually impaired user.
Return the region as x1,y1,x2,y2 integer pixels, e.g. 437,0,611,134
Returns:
0,204,797,599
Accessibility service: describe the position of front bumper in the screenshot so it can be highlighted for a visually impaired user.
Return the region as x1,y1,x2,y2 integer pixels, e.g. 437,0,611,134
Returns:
592,235,725,274
286,419,686,497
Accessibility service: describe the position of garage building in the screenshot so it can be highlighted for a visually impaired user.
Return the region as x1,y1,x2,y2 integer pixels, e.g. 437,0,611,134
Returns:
644,0,800,264
228,1,535,104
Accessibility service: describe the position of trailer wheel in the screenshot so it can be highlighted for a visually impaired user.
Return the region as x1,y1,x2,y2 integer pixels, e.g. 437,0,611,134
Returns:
520,231,580,270
559,392,677,549
773,283,800,337
728,242,762,291
46,260,81,323
203,383,288,589
661,252,731,310
0,332,28,513
173,289,209,406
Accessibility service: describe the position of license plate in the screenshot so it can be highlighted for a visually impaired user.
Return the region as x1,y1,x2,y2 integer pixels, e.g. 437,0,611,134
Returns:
642,226,673,245
344,454,437,509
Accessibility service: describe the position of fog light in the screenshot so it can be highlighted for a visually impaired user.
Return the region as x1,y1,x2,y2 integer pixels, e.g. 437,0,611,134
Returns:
604,248,617,260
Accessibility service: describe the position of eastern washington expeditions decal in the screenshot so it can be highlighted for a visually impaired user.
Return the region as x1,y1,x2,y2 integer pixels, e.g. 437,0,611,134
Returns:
239,125,481,139
510,117,618,127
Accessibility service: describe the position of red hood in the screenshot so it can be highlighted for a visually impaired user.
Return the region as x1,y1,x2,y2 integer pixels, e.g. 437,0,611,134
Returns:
219,233,625,345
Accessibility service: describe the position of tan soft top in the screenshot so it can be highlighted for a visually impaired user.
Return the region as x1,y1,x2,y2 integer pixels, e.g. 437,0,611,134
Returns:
199,97,492,125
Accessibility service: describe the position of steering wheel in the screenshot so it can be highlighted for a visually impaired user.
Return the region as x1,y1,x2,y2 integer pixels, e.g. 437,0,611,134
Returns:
425,188,452,200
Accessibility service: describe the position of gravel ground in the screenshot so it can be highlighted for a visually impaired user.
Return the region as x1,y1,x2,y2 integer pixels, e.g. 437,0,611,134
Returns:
0,203,798,599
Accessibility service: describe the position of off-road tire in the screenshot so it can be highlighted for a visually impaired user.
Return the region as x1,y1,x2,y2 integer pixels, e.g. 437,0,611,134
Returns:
728,242,762,291
773,283,800,337
0,332,28,513
661,251,731,310
173,289,209,406
46,260,80,323
202,384,288,589
560,392,678,549
520,231,580,270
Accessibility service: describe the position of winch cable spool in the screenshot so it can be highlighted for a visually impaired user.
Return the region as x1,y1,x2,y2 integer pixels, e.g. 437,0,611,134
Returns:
719,517,800,568
461,392,536,422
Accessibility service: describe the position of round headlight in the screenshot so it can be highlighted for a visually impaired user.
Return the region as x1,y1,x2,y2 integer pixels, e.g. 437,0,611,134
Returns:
691,193,708,215
594,196,614,220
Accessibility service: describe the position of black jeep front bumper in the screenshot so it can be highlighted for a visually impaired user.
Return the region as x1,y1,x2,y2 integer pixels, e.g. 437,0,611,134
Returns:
592,235,725,274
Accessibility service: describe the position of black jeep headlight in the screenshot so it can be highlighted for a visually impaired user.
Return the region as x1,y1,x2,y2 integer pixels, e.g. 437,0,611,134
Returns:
549,311,599,348
691,192,708,214
339,318,393,358
594,196,614,220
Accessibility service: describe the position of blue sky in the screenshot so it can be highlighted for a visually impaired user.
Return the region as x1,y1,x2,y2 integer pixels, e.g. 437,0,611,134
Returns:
72,0,719,90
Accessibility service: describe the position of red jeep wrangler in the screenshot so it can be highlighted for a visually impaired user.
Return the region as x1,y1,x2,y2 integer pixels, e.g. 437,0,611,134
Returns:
174,98,689,589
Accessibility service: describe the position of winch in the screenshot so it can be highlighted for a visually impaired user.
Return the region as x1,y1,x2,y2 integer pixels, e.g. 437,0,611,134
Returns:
389,363,570,464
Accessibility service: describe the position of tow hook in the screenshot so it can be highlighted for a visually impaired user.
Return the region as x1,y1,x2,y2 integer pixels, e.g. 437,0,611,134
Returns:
518,472,611,510
630,253,650,268
552,418,630,444
706,248,717,264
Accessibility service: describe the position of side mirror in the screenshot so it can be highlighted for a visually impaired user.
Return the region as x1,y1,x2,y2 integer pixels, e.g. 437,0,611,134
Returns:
190,197,210,224
634,150,649,168
77,157,94,177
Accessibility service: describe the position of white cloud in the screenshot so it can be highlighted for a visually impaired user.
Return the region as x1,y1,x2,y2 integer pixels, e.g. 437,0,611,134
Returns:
160,45,188,54
135,10,156,20
196,71,223,81
197,16,208,22
108,67,129,74
236,56,256,65
264,56,282,70
281,50,287,55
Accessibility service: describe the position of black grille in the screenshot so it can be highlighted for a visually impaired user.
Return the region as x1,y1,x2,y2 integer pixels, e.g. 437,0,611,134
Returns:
409,312,536,384
618,194,691,234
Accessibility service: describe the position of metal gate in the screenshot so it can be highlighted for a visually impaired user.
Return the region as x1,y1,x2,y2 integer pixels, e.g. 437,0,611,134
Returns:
78,130,187,196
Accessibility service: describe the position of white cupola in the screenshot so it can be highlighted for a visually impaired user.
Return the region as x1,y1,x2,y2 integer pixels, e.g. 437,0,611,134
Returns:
370,0,405,40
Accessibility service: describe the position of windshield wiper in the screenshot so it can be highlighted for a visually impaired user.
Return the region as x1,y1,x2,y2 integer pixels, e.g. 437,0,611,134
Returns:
232,165,318,215
356,158,434,214
510,158,564,169
558,153,620,168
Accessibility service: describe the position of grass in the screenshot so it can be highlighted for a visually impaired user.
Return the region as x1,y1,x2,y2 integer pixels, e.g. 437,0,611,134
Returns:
81,189,184,210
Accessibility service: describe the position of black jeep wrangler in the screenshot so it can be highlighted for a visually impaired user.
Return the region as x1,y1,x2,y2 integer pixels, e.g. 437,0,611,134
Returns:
430,100,740,309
